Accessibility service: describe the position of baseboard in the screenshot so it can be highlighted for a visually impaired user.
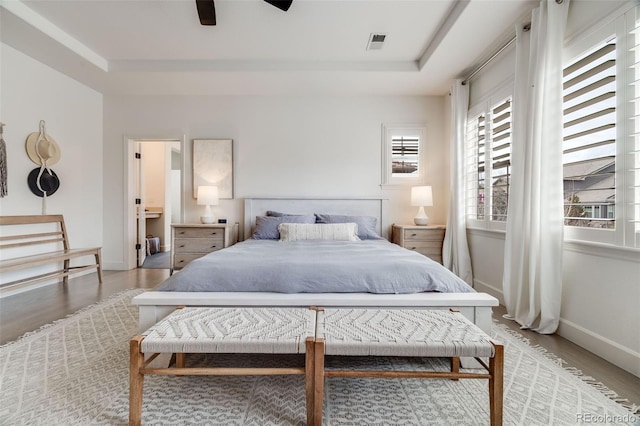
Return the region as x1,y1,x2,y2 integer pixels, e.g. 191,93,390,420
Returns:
557,318,640,378
103,261,128,270
474,279,640,378
0,280,57,298
473,279,505,305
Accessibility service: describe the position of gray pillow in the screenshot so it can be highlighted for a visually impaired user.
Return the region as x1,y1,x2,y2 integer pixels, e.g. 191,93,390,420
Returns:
266,210,304,217
251,215,316,239
314,214,383,240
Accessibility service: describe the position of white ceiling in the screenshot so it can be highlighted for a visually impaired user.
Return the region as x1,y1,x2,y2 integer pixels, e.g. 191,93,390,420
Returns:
0,0,538,96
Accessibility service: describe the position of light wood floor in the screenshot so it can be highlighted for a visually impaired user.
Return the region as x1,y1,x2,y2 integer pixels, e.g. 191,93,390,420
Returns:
1,269,638,411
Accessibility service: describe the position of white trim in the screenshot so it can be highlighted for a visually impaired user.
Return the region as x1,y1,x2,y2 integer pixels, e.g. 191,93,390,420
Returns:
557,317,640,378
564,239,640,263
472,278,505,305
0,0,109,71
467,227,506,240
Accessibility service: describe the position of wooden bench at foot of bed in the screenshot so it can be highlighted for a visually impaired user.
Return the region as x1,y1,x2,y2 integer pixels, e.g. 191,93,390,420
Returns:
129,306,503,426
312,308,504,426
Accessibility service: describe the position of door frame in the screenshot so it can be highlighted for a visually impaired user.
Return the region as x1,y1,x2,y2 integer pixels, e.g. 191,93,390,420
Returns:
123,135,186,270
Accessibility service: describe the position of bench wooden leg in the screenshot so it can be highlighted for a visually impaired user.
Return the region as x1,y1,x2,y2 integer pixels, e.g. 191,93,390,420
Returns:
489,343,504,426
95,249,103,283
305,337,315,426
129,336,145,426
313,338,325,426
63,259,70,285
176,352,185,368
450,357,460,381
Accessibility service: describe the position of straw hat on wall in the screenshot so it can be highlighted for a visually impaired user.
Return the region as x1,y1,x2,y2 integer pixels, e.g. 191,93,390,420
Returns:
25,131,61,166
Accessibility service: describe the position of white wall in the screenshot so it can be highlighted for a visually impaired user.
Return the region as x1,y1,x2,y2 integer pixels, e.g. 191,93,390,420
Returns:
0,43,103,292
103,95,449,269
467,0,640,377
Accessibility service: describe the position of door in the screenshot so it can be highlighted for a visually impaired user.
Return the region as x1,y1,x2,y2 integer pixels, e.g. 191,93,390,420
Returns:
135,143,146,267
125,137,184,270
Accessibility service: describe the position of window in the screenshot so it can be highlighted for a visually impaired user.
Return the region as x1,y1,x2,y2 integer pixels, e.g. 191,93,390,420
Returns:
562,38,617,230
465,89,512,228
381,124,426,187
561,4,640,248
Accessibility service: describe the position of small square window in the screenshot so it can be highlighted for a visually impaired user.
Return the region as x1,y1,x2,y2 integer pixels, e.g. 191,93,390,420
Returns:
381,124,426,187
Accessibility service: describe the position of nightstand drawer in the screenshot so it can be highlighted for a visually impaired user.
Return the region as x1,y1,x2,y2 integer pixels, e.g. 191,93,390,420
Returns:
173,253,205,268
403,241,442,251
174,237,224,253
404,229,445,241
173,228,225,238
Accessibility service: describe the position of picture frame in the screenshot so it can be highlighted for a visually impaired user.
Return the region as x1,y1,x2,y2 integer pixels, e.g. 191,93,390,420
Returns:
192,139,234,199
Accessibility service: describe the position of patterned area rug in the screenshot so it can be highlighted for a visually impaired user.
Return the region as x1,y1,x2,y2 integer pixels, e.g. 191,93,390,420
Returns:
0,289,637,425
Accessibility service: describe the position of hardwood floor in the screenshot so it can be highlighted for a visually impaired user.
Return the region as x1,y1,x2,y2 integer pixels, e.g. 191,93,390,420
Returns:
1,269,638,412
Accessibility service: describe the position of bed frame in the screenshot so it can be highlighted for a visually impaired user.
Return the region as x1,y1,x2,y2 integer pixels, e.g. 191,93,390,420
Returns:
132,197,498,333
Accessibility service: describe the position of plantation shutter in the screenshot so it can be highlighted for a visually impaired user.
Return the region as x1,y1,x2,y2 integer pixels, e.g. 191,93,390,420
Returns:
391,136,420,176
562,38,617,228
490,99,511,221
465,114,486,220
627,7,640,247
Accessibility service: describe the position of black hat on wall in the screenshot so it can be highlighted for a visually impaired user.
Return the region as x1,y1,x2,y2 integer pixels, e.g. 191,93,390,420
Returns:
27,167,60,197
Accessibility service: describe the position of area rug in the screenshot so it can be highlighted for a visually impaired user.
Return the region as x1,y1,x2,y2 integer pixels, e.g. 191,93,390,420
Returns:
0,289,637,425
141,252,170,269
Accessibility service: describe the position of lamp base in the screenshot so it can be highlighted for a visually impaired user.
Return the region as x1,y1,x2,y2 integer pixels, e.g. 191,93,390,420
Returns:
414,216,429,226
414,206,429,226
200,215,215,224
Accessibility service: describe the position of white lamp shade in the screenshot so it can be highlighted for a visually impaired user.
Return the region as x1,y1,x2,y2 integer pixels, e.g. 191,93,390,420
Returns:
411,186,433,207
197,186,219,206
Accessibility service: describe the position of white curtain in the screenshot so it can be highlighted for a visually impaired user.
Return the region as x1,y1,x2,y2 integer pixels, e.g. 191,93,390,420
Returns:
502,0,569,334
443,79,473,285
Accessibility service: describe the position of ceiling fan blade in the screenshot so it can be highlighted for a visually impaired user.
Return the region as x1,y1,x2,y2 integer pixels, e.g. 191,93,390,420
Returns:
264,0,293,12
196,0,216,25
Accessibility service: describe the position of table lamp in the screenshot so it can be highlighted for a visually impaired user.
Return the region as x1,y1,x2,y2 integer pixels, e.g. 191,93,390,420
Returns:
197,185,219,224
411,186,433,226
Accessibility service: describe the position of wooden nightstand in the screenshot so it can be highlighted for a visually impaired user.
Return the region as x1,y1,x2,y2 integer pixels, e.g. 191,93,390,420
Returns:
171,223,238,273
392,224,446,264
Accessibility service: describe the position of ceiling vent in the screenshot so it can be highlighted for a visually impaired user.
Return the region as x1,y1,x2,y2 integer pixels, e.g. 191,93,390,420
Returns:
367,33,387,50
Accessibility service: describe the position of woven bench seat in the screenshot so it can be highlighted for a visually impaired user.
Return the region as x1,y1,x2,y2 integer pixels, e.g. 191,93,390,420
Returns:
312,308,504,426
140,306,315,354
129,307,317,426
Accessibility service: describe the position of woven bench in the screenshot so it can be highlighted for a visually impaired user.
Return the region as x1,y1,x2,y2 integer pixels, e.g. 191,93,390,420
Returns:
129,307,317,426
0,215,102,292
312,308,504,426
130,307,503,426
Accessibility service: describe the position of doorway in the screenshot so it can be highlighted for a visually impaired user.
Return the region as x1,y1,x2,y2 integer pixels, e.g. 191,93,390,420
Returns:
124,137,185,270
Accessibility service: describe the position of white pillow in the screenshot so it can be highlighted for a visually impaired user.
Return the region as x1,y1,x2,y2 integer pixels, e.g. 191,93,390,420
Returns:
278,223,360,242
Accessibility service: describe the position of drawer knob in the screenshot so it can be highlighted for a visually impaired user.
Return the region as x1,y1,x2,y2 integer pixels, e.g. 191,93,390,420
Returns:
179,231,185,235
180,245,185,248
411,247,417,250
211,245,217,248
211,232,218,235
179,260,184,263
411,233,417,237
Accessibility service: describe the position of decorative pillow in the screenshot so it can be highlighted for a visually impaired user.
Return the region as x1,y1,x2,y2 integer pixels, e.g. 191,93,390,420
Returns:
278,223,360,242
251,215,315,240
314,214,382,240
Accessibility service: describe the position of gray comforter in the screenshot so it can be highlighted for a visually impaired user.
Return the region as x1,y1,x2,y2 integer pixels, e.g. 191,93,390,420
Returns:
156,239,475,294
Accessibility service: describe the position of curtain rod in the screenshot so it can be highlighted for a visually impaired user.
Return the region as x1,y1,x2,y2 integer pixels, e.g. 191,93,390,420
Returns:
462,23,531,86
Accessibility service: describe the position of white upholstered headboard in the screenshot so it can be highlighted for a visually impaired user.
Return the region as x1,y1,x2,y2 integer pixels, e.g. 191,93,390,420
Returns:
243,197,389,241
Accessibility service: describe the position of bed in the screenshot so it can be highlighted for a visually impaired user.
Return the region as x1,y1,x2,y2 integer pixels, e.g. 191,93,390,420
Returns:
132,197,498,334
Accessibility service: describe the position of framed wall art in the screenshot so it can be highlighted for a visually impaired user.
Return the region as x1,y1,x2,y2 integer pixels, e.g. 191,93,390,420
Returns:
192,139,234,199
